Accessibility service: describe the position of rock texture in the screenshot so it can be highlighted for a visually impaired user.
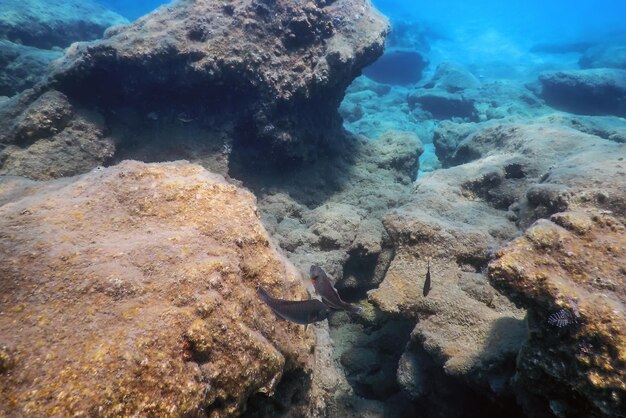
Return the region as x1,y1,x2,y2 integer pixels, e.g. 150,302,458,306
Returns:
0,161,319,417
369,121,626,415
539,69,626,117
0,89,115,180
48,0,388,162
0,0,127,49
0,40,62,97
255,131,423,296
0,0,389,179
489,210,626,418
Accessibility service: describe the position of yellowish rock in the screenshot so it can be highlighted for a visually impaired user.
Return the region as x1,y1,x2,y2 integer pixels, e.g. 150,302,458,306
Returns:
0,161,315,417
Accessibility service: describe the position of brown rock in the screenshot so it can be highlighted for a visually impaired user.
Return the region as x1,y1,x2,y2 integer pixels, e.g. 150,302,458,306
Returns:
489,210,626,418
0,161,316,417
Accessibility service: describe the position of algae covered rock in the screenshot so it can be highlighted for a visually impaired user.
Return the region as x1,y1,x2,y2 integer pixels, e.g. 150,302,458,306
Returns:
47,0,388,162
368,121,626,414
489,211,626,418
0,89,114,180
0,161,316,417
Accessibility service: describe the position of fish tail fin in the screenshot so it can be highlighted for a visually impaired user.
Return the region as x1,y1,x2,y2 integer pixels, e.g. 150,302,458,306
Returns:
257,286,271,303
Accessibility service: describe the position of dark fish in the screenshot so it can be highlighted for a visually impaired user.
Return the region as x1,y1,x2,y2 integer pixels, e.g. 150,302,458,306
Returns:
310,265,361,313
547,308,576,328
257,286,329,325
423,259,431,297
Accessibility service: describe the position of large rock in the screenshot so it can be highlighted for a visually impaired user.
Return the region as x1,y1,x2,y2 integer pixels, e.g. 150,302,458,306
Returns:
423,62,481,93
368,122,626,415
539,69,626,117
0,89,115,180
362,48,428,85
46,0,388,162
0,161,318,417
0,40,62,96
489,211,626,418
0,0,127,49
0,0,389,179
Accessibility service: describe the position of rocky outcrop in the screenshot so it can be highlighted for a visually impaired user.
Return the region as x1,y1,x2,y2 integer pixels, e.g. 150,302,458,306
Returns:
0,40,61,96
48,0,388,162
539,69,626,117
0,0,127,49
0,161,319,417
0,89,114,180
0,0,389,179
489,211,626,418
368,122,626,416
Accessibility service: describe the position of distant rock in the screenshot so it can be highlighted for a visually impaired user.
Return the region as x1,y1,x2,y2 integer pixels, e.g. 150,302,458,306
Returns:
579,43,626,69
0,0,128,49
363,49,428,85
539,69,626,117
489,210,626,418
408,90,477,120
0,40,62,96
0,161,320,417
432,120,481,167
423,62,481,93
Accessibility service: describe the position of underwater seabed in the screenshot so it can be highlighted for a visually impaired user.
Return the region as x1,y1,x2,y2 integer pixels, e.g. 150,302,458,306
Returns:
0,0,625,417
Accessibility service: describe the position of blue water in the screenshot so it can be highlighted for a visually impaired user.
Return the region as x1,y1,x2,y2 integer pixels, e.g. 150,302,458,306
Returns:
97,0,171,20
101,0,626,46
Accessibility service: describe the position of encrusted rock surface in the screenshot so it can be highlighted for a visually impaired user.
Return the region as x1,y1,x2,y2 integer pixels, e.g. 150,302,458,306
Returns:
489,210,626,418
48,0,388,162
0,89,115,180
0,160,318,417
0,0,389,179
0,0,127,49
256,131,423,294
368,121,626,414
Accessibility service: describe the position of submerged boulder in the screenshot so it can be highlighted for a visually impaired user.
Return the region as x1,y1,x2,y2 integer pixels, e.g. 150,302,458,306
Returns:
0,0,389,179
362,49,428,85
0,0,127,49
369,122,626,415
423,62,481,93
48,0,388,161
0,40,62,97
539,69,626,117
0,161,317,417
489,211,626,418
579,43,626,70
0,89,114,180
